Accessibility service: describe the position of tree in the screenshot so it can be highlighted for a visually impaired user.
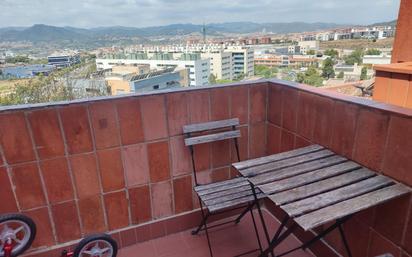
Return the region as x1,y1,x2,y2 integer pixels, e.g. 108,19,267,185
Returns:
254,65,278,79
344,48,364,65
307,50,316,55
209,74,217,84
324,49,339,58
296,66,323,87
322,58,335,79
365,48,382,55
337,71,344,79
360,67,368,80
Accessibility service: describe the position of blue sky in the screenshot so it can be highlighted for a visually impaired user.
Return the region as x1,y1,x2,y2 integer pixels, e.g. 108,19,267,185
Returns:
1,0,401,28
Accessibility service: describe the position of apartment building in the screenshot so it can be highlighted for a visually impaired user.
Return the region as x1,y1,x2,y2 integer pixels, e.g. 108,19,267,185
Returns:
225,46,254,78
48,52,81,68
96,56,209,87
201,50,233,81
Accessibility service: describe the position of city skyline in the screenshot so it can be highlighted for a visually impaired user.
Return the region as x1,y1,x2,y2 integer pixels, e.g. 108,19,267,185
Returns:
1,0,400,28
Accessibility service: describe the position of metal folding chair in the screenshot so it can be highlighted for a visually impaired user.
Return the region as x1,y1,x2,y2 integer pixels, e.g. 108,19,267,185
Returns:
183,118,265,257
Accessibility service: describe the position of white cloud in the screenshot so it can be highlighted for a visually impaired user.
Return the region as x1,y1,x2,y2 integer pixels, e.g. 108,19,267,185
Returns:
0,0,401,28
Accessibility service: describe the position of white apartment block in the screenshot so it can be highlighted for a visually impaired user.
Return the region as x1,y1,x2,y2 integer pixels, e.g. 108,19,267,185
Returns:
96,58,210,87
225,46,254,78
201,50,233,81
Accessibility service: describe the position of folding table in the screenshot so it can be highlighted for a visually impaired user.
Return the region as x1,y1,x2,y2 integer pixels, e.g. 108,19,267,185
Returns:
232,145,411,257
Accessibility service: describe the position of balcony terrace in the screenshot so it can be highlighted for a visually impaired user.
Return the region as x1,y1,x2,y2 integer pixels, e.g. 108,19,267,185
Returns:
0,77,411,257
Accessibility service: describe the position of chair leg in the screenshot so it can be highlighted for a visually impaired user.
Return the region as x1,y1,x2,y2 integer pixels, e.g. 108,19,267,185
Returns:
197,198,214,257
192,211,210,235
235,204,253,224
249,204,263,253
339,224,353,257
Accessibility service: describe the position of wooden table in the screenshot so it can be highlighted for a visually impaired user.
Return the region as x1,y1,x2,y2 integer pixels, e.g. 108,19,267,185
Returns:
232,145,411,257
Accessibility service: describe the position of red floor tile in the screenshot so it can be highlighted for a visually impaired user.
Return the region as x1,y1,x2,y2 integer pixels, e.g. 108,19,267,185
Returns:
118,210,314,257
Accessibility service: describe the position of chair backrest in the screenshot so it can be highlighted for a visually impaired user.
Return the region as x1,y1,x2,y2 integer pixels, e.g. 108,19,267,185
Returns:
183,118,241,185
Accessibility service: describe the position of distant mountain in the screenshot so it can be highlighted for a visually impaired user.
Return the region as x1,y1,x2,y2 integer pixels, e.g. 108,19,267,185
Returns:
0,22,350,44
369,19,397,27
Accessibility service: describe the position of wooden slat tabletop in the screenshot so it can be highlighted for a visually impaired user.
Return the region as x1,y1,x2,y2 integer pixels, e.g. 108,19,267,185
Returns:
233,144,411,231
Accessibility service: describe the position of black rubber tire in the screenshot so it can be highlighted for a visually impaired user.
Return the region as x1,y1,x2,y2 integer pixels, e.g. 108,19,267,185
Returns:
0,213,36,257
73,234,118,257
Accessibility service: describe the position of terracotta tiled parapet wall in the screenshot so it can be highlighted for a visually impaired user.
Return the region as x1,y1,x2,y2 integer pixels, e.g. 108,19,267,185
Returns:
392,0,412,63
266,80,412,257
0,81,269,254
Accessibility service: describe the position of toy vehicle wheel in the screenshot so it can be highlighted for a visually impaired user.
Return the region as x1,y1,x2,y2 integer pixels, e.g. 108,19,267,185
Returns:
0,213,36,257
73,234,117,257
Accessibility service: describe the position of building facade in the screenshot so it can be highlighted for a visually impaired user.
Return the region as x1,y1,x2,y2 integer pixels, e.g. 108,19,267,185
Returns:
201,50,233,81
225,46,254,78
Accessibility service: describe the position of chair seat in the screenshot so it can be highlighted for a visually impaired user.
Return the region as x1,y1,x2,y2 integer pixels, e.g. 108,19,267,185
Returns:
194,177,265,213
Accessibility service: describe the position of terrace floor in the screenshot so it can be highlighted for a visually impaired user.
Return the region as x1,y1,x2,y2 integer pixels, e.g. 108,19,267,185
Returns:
118,210,315,257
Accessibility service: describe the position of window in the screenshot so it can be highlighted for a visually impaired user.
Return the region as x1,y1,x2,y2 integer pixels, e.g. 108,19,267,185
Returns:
153,85,159,89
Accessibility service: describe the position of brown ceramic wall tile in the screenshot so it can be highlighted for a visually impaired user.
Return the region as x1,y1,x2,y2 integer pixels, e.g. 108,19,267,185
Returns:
122,144,149,186
40,158,74,204
28,109,65,159
147,141,171,183
388,73,410,106
0,167,18,213
210,88,230,120
211,139,231,168
329,101,359,158
140,95,168,140
11,163,46,210
151,181,173,218
170,136,191,177
69,153,101,199
104,191,129,230
120,228,137,247
97,148,125,192
296,92,316,140
281,87,299,132
52,201,81,243
188,90,210,123
312,96,335,146
23,207,54,247
294,135,311,149
249,123,266,158
0,112,35,164
353,108,389,171
116,98,144,145
166,93,188,136
368,231,401,257
89,102,120,150
280,129,295,152
250,84,267,124
342,218,370,257
382,115,412,185
211,167,230,182
59,106,93,154
373,194,410,245
173,176,193,213
267,123,281,155
230,85,249,124
404,207,412,254
193,143,210,172
129,185,151,224
78,195,106,234
374,71,391,102
268,84,283,126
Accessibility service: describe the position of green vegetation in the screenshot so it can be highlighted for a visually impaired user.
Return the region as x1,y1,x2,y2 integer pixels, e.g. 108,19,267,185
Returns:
344,48,364,65
254,65,278,79
306,50,316,55
209,74,217,84
5,56,48,65
365,48,382,55
337,71,344,79
0,58,105,106
360,66,368,80
297,66,323,87
324,49,339,58
322,58,335,79
216,79,233,84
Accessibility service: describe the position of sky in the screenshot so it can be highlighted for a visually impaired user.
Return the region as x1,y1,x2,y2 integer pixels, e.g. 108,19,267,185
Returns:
0,0,401,28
